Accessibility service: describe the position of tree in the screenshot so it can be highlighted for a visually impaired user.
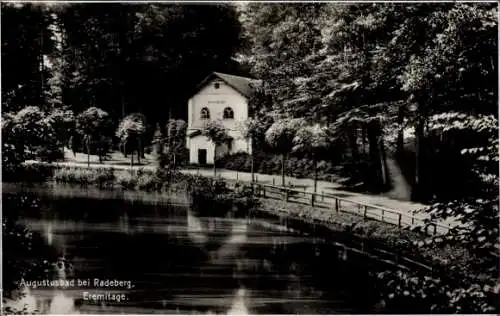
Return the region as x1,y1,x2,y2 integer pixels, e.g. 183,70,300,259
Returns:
165,119,187,168
264,118,306,186
292,124,330,194
321,2,498,199
9,106,56,158
1,3,56,112
45,107,75,153
237,118,264,182
240,3,325,120
152,123,166,169
75,107,111,167
116,113,146,167
2,113,24,172
57,3,244,125
201,120,232,177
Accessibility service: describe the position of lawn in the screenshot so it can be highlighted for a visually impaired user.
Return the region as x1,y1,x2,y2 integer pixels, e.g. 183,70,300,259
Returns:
63,148,155,167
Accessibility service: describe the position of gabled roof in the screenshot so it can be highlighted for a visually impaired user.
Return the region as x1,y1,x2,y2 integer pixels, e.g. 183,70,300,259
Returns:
194,72,261,98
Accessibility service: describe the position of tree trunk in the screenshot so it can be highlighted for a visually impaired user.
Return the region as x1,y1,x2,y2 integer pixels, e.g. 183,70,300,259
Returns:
313,154,318,194
140,137,145,159
130,144,134,167
213,148,217,178
247,140,254,182
251,155,254,183
347,126,359,174
397,103,405,155
378,137,388,189
367,121,384,189
121,94,126,119
137,138,141,165
281,153,286,186
348,126,359,162
86,136,90,167
98,136,103,164
361,126,367,158
414,115,425,200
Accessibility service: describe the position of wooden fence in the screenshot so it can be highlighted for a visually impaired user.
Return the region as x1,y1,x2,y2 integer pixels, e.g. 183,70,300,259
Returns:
224,178,451,236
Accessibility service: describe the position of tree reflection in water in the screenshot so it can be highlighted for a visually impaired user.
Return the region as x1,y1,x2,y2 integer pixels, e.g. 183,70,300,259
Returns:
3,186,384,314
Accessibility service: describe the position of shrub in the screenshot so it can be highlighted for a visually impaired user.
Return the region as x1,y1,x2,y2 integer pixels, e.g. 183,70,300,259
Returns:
53,167,114,187
35,146,64,163
4,162,55,183
116,171,137,190
137,172,162,192
219,152,340,181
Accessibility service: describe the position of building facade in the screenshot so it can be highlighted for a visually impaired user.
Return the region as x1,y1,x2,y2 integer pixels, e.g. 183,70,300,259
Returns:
186,72,257,165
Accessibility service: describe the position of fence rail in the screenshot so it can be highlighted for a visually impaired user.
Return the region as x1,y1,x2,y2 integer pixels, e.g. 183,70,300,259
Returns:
224,178,451,236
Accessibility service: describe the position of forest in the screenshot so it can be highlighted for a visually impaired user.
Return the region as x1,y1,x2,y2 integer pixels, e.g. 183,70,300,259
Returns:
2,2,499,313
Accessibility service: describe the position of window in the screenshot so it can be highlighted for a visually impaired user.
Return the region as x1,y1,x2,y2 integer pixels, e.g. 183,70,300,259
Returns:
223,107,234,120
200,107,210,120
214,82,220,89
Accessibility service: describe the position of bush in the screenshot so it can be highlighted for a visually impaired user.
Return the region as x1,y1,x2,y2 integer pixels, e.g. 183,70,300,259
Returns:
53,167,114,187
35,146,64,163
116,171,137,190
3,162,55,183
219,151,340,181
115,168,173,192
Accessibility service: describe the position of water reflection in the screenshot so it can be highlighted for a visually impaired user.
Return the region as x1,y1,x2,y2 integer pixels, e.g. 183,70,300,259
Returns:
3,184,384,314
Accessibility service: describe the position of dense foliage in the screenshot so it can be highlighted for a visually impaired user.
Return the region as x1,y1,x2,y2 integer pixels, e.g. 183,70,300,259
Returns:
218,152,341,183
75,107,112,165
239,2,499,313
201,120,232,176
264,118,306,186
2,2,498,314
2,3,246,123
116,113,146,165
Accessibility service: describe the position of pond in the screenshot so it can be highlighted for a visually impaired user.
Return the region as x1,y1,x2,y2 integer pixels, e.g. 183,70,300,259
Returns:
3,183,387,314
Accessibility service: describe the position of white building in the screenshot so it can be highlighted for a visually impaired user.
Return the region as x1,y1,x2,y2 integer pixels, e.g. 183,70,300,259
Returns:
186,72,258,165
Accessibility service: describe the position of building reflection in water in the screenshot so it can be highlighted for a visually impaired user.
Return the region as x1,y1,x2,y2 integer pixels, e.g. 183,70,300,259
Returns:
228,288,249,315
186,209,251,314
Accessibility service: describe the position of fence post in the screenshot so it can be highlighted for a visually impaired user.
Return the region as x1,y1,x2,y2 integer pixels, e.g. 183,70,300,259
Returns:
321,191,324,202
433,224,437,235
256,175,259,183
236,172,239,181
285,189,289,202
363,206,368,220
273,178,275,186
381,209,385,222
398,214,402,228
411,216,415,225
304,187,306,197
335,199,339,212
311,193,315,206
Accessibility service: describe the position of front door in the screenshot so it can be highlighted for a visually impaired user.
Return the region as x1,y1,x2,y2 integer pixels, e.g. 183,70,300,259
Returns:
198,149,207,165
